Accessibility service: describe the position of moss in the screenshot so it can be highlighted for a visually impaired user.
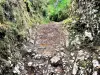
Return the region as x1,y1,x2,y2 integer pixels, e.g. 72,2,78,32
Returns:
62,16,79,28
0,5,4,23
0,0,5,4
79,60,87,68
79,60,90,68
63,17,73,24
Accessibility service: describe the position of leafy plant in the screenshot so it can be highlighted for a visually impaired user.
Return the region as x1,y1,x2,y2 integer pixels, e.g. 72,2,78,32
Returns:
47,0,71,21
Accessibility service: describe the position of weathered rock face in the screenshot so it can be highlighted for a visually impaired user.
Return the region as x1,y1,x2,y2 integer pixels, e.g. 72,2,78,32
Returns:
66,0,100,75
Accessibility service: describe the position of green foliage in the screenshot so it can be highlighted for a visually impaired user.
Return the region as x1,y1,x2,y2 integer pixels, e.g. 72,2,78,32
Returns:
47,0,71,21
0,0,5,4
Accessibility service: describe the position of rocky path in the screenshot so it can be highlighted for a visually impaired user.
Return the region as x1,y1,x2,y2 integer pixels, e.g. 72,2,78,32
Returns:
13,22,93,75
21,22,72,75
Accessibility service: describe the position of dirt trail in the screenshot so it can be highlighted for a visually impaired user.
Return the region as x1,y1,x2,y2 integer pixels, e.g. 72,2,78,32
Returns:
35,22,66,56
22,22,71,75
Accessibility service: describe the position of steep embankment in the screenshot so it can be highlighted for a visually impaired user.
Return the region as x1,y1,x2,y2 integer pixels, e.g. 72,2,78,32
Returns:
0,0,49,74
